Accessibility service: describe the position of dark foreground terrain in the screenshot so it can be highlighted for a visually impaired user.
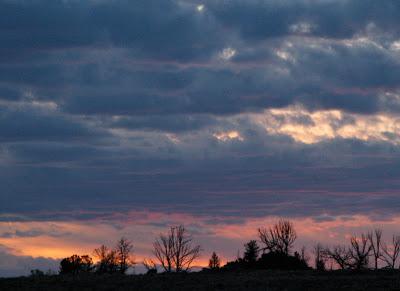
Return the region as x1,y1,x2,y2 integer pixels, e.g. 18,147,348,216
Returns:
1,270,400,291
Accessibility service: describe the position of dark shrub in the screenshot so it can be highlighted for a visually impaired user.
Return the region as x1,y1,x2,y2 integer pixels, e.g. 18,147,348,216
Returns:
60,254,94,275
30,269,45,277
256,252,310,270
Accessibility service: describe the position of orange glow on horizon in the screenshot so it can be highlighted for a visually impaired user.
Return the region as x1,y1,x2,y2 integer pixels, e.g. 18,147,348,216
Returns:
1,212,399,268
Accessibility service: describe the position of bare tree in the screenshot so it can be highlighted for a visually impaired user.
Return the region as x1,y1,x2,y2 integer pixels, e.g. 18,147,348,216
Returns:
300,246,310,265
80,255,94,273
313,243,326,271
171,225,201,272
208,252,221,269
258,219,297,255
115,237,135,274
93,245,118,274
153,228,175,272
153,225,201,272
349,234,372,270
323,245,352,270
143,259,157,274
382,235,400,269
368,229,383,270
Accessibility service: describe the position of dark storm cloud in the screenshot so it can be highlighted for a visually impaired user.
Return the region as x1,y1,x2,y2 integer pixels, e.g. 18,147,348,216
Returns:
0,0,221,61
0,105,107,143
0,0,399,116
109,114,218,133
0,0,400,231
2,0,400,56
7,143,105,164
298,91,380,114
0,87,22,101
0,63,69,87
290,41,400,89
207,0,400,40
2,122,400,221
62,67,292,115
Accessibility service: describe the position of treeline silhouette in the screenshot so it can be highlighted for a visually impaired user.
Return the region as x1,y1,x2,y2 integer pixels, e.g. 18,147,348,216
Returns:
50,220,400,276
58,237,135,275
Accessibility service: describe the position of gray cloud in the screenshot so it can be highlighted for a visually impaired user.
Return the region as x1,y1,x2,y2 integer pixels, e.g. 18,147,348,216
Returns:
0,246,59,277
207,0,400,40
1,122,400,221
1,1,400,267
0,0,399,117
109,114,218,133
0,0,222,62
0,105,108,143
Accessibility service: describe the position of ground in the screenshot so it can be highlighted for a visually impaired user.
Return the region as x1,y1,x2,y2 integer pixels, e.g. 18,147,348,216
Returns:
1,270,400,291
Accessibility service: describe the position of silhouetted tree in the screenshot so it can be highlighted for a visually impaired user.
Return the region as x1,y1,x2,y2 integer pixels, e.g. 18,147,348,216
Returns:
80,255,94,272
313,243,326,271
60,254,94,275
60,255,80,275
153,229,174,273
300,246,310,265
208,252,221,270
243,240,260,265
153,225,201,272
115,237,135,274
324,245,352,270
382,235,400,269
368,229,383,270
143,259,158,274
349,233,372,270
294,250,308,266
93,245,118,274
258,220,297,255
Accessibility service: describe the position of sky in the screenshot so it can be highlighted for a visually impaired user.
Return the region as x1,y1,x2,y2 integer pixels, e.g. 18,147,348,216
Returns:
1,0,400,276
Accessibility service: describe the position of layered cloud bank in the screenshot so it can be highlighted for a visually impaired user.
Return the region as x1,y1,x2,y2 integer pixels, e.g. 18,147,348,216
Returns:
1,0,400,276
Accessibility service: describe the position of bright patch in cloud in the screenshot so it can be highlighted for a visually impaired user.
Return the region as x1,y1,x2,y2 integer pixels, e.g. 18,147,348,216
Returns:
165,133,180,144
253,107,400,144
196,4,204,12
213,130,243,142
275,50,295,62
390,40,400,51
289,22,313,34
219,47,236,61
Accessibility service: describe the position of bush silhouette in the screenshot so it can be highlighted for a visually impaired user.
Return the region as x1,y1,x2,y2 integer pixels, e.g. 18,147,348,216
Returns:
223,251,310,271
30,269,45,277
59,255,94,275
256,252,310,270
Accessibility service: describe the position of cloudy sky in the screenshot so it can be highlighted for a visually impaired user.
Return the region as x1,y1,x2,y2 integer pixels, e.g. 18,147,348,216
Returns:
1,0,400,276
